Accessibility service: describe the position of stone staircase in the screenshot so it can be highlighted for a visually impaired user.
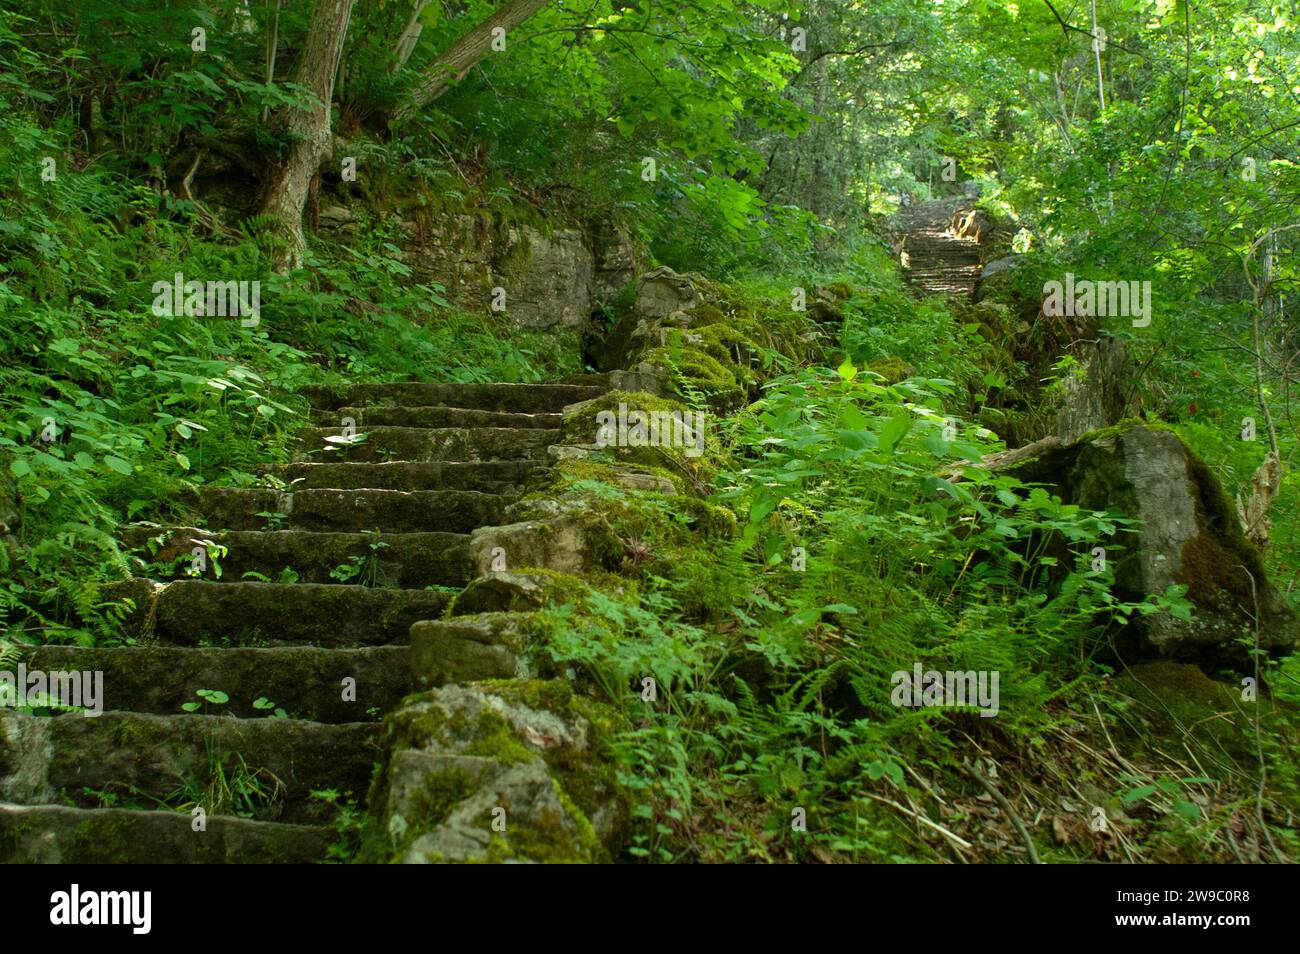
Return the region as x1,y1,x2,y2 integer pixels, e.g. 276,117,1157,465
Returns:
0,380,604,863
897,198,984,298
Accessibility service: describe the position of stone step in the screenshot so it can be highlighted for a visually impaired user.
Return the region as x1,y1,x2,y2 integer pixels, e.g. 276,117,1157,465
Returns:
408,612,534,688
129,529,470,589
296,426,559,464
108,580,451,646
0,712,381,824
0,804,333,863
278,460,543,492
25,645,411,722
198,487,509,534
312,405,564,430
301,382,604,414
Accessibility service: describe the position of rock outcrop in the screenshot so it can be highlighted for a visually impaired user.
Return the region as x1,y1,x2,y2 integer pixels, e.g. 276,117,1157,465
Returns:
401,214,639,329
1015,422,1298,665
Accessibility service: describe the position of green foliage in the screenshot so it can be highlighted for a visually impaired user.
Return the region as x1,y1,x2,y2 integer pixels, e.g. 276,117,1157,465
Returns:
534,356,1198,860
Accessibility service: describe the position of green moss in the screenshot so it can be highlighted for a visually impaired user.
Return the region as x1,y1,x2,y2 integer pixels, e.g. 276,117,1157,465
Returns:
643,343,747,409
683,303,727,325
463,710,536,765
474,678,629,846
1074,416,1176,446
552,459,685,497
1112,661,1256,762
1174,449,1269,616
865,356,915,385
559,390,719,478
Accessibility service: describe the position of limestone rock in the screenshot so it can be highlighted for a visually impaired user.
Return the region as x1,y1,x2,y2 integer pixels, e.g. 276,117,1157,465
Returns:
409,612,536,687
497,227,593,329
634,266,702,318
981,254,1020,280
318,204,353,227
1016,424,1298,664
588,212,640,304
468,517,595,577
400,213,637,330
1053,338,1139,444
374,681,627,863
451,571,566,615
608,363,670,397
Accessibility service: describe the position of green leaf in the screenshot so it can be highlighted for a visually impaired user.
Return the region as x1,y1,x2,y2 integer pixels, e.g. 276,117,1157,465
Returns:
104,456,133,475
878,410,912,454
1122,783,1158,805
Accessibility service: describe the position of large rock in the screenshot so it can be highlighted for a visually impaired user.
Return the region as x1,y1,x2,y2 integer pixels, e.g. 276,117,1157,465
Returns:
401,214,638,330
1053,337,1139,444
1017,424,1298,664
369,680,627,863
588,212,640,304
409,612,537,687
633,266,702,318
497,227,593,329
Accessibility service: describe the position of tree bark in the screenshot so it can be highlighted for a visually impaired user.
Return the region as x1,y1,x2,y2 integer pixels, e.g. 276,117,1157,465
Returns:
257,0,355,270
391,0,433,73
392,0,552,124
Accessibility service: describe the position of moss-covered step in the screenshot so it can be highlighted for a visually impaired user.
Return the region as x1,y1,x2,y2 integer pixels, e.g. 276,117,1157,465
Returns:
312,405,564,430
0,712,381,824
301,382,605,414
199,487,509,534
409,613,539,687
104,580,452,646
0,804,333,864
25,645,412,722
277,460,544,492
129,529,471,589
296,426,560,464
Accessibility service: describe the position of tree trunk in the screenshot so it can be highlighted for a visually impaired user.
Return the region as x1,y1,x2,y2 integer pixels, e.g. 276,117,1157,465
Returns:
392,0,551,124
391,0,433,73
258,0,355,270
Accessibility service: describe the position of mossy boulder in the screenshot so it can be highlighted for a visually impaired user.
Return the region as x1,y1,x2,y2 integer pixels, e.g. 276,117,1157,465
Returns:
448,569,595,616
556,390,718,477
866,356,916,385
409,612,542,687
369,680,628,863
1015,423,1298,665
